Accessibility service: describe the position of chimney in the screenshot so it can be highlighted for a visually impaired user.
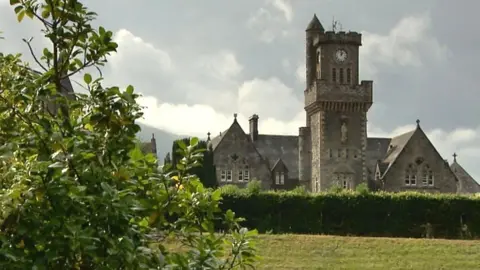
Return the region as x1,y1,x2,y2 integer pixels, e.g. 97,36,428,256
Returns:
249,114,259,141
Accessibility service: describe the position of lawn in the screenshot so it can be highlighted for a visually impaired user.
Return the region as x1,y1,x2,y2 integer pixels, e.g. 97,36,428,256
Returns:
253,234,480,269
166,234,480,269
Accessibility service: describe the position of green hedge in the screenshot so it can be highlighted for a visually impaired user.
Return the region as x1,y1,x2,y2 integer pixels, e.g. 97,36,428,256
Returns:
219,190,480,239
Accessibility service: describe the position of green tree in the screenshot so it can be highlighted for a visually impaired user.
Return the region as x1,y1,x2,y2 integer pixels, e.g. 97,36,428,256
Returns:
170,138,218,188
0,0,257,269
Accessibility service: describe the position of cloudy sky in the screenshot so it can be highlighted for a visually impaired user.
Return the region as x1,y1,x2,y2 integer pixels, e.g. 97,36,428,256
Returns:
1,0,480,180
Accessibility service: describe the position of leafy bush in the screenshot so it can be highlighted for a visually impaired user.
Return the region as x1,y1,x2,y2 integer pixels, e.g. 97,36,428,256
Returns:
0,0,258,268
355,183,370,194
219,190,480,239
246,179,262,194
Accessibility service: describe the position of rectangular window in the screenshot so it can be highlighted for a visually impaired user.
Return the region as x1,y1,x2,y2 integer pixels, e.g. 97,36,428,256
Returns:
404,175,410,185
406,174,417,186
422,173,428,185
226,170,232,182
428,173,434,186
332,68,336,82
275,172,285,185
342,180,348,189
347,68,351,84
238,170,243,182
221,170,226,182
244,170,250,181
339,68,344,83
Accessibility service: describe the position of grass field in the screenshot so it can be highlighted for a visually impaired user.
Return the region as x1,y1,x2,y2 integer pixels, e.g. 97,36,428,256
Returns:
252,234,480,269
167,234,480,269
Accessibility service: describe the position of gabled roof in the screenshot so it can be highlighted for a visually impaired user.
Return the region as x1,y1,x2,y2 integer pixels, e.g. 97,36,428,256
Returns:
208,115,299,179
253,134,298,179
271,158,289,173
451,160,480,193
380,129,416,177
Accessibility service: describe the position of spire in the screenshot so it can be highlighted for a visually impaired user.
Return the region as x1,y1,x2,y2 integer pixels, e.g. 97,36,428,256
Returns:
306,13,325,32
453,152,458,163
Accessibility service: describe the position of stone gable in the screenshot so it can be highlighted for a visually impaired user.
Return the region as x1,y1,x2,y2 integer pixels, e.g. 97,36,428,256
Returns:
211,118,271,189
380,125,457,193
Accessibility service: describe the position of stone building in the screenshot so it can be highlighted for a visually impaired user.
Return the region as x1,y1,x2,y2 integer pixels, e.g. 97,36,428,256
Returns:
205,14,480,194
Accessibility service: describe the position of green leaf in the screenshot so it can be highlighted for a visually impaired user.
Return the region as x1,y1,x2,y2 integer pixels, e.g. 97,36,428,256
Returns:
41,9,50,19
10,0,20,5
84,73,92,84
126,85,134,95
190,137,199,148
177,140,187,150
16,9,25,22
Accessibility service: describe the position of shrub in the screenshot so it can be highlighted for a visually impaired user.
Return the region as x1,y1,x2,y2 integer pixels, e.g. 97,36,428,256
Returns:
0,1,258,268
219,190,480,239
246,179,262,194
355,183,370,194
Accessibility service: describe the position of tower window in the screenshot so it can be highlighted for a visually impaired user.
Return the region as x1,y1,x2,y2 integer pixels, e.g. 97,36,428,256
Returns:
332,68,336,82
347,68,351,84
339,68,344,83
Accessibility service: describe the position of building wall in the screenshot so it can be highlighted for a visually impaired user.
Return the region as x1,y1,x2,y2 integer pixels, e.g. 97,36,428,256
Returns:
213,122,271,189
319,110,367,189
383,130,457,193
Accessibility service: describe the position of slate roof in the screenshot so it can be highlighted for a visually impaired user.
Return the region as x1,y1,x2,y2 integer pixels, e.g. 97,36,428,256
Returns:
306,14,325,32
366,137,391,175
253,135,298,179
451,161,480,193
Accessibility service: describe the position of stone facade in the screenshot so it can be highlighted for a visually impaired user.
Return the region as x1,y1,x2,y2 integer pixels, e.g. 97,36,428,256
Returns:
195,14,480,194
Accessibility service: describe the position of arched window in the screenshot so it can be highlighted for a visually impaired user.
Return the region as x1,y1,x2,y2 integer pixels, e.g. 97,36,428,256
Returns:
422,165,434,186
405,164,417,186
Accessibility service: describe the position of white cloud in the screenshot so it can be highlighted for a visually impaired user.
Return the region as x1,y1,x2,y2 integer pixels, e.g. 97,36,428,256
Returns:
247,0,294,43
104,28,302,138
269,0,293,22
360,13,450,79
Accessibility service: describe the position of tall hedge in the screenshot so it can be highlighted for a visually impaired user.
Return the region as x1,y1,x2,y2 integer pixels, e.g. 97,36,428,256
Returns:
170,138,217,188
219,190,480,239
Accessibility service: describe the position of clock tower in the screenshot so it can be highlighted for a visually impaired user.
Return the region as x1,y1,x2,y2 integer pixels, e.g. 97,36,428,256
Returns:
301,14,373,192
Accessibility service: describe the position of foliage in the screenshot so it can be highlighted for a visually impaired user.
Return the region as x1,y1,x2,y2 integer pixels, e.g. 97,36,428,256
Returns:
290,185,308,195
355,182,370,194
170,138,217,188
327,182,344,193
246,179,261,195
219,189,480,239
0,0,257,269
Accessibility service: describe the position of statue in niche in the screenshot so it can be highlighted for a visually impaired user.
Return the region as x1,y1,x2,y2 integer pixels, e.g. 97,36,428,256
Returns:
341,122,348,144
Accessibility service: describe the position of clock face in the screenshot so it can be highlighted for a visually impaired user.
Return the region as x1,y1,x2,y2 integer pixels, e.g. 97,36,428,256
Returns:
335,49,348,62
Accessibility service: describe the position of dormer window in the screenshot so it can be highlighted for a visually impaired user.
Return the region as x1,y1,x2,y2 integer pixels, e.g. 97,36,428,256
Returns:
275,172,285,185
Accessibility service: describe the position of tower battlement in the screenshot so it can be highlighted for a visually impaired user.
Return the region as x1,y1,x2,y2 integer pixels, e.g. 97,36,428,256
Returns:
313,31,362,46
304,80,373,111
